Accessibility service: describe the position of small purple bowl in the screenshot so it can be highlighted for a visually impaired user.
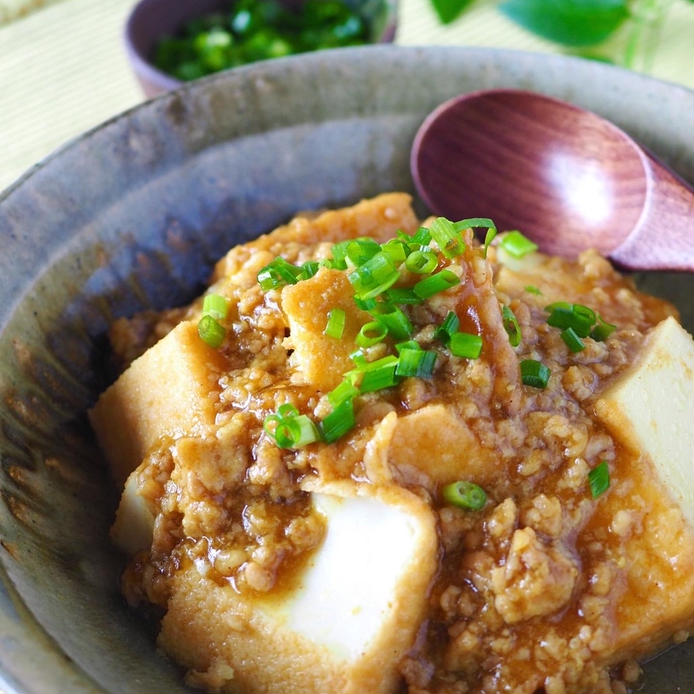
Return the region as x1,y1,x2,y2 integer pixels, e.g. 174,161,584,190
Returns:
125,0,399,98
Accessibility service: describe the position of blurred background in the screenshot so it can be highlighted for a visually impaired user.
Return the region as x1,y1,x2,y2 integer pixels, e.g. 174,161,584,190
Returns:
1,0,692,192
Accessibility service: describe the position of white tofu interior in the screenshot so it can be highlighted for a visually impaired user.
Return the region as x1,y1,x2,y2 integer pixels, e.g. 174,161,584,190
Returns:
595,316,694,528
266,491,432,661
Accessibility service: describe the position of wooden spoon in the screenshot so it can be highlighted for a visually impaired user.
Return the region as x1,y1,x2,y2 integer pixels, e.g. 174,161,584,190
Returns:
411,89,694,271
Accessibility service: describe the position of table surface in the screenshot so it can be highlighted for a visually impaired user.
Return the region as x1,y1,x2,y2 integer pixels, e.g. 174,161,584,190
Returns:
0,0,693,193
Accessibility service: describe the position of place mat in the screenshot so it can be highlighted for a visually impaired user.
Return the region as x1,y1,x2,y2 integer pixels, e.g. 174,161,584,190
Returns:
0,0,692,192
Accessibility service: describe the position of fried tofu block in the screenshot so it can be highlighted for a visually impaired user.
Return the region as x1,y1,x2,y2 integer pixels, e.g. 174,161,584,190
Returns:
89,320,228,486
590,317,694,661
387,404,496,488
111,468,155,555
159,482,437,694
212,193,420,283
595,316,694,529
282,268,371,392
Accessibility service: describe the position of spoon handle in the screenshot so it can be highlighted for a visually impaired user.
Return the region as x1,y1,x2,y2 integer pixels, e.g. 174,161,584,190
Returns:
611,156,694,272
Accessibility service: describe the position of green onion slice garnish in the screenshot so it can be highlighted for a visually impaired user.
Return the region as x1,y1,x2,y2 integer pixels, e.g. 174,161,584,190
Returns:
354,296,377,311
520,359,550,388
499,230,538,258
202,293,229,320
381,239,408,265
327,379,359,408
395,347,437,379
197,315,226,348
442,480,487,510
324,308,346,339
502,305,522,347
429,217,466,258
588,460,610,498
435,311,460,345
412,227,432,245
347,251,399,300
405,249,438,274
319,398,356,443
453,217,496,233
354,355,399,394
356,321,388,348
414,269,460,299
257,257,302,290
561,326,585,352
344,238,381,268
525,285,542,295
385,287,422,305
297,260,320,280
590,316,617,342
482,227,497,258
546,302,596,338
263,407,320,449
373,306,413,341
449,331,483,359
395,339,421,353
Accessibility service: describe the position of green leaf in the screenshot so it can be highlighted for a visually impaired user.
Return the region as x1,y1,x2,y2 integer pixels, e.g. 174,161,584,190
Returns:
431,0,474,24
499,0,629,47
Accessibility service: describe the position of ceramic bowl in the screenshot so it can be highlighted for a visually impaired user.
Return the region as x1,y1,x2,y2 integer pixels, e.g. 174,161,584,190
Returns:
0,46,692,694
124,0,399,97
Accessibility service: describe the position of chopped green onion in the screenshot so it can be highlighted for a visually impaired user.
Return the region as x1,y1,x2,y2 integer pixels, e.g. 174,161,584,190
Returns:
319,398,356,443
396,348,437,379
502,305,522,347
590,316,617,342
286,415,321,448
449,331,483,359
297,260,320,280
561,326,585,352
349,349,367,367
277,403,299,418
373,306,413,341
345,238,381,267
347,251,399,300
257,257,302,290
452,217,496,233
429,217,466,258
395,340,421,353
500,230,538,258
412,227,431,245
405,249,438,274
202,293,229,320
330,241,350,269
197,315,226,348
413,269,460,299
442,480,487,510
324,308,346,339
482,227,497,258
435,311,460,345
263,407,320,449
385,288,422,305
356,321,388,348
525,285,542,295
354,296,377,311
356,355,399,394
546,302,595,337
327,379,359,408
381,239,408,264
588,460,610,498
520,359,550,388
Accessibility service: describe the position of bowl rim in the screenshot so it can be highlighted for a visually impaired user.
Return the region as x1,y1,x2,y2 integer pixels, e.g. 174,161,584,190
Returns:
0,44,692,694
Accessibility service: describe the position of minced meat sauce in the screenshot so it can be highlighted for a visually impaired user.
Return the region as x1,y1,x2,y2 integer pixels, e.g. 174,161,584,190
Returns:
94,193,692,694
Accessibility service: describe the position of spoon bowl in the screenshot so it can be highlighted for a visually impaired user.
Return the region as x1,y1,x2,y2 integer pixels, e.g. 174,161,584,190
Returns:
411,89,693,271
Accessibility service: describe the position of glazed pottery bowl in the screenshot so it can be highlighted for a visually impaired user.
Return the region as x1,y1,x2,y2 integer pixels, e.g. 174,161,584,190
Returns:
0,46,692,694
124,0,399,97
